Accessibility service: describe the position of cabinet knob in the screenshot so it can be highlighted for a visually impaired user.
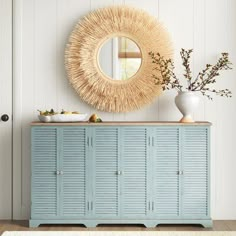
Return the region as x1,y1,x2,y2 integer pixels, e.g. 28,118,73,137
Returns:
1,114,9,122
177,171,184,175
117,170,122,175
60,171,64,175
56,171,60,175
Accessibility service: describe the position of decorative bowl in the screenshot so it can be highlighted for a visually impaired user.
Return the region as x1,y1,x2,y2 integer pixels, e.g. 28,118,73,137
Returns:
38,115,51,123
38,114,88,123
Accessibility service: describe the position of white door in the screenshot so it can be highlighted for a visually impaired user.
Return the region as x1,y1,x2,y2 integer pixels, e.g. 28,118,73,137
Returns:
0,0,12,219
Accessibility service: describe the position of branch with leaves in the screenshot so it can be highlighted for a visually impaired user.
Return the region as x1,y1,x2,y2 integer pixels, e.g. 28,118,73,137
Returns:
149,49,233,100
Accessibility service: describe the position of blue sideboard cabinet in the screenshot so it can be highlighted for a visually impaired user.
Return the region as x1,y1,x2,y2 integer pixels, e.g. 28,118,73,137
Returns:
30,122,212,228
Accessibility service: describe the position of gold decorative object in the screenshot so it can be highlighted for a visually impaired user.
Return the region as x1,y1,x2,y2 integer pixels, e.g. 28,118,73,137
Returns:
65,6,172,112
89,114,102,123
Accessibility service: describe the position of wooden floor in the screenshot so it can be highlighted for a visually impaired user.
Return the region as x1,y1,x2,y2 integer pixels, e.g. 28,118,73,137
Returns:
0,221,236,235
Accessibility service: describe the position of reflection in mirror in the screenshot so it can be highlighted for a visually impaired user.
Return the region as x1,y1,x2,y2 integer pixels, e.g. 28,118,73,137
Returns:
99,37,142,80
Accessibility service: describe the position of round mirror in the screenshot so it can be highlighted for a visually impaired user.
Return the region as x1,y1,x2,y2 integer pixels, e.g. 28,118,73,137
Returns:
65,6,173,112
99,37,142,80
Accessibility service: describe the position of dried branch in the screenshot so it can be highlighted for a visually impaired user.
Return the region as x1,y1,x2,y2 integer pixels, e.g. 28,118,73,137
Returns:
149,52,183,92
149,49,233,100
180,48,193,88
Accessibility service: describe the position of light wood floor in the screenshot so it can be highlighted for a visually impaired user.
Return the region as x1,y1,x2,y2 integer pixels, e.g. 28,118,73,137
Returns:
0,221,236,235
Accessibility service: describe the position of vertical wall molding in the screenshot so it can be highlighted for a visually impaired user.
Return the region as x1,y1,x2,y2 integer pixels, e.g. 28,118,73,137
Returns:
13,0,23,219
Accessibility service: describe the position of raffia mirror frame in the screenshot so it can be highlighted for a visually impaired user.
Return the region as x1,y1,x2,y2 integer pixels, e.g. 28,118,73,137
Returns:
65,6,173,112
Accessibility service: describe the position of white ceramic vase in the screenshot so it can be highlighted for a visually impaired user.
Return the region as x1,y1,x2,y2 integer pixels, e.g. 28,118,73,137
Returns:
175,91,200,123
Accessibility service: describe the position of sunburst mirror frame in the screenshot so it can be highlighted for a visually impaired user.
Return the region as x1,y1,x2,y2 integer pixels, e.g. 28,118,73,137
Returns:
65,6,173,112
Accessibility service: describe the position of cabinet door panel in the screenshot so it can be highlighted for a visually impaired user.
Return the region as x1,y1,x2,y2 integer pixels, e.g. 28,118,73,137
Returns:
61,127,87,217
182,127,209,217
31,127,58,217
93,127,119,217
153,127,180,217
121,127,149,217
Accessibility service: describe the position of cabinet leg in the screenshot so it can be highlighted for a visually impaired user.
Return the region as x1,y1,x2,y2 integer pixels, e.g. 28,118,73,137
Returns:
202,220,213,228
85,222,97,228
29,220,40,227
144,221,157,228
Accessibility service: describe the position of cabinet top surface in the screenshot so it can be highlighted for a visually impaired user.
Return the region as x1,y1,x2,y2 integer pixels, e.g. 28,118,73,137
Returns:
31,121,212,126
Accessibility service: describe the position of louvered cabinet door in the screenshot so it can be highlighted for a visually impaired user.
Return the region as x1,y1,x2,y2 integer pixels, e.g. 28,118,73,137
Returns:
92,127,119,217
182,127,209,218
31,127,58,218
61,127,88,217
152,127,180,218
120,127,149,218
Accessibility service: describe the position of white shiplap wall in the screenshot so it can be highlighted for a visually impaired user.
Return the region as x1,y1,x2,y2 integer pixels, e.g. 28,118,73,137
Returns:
12,0,236,220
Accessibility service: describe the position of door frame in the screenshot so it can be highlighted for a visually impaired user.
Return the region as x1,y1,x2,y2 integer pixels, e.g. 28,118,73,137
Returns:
0,0,13,220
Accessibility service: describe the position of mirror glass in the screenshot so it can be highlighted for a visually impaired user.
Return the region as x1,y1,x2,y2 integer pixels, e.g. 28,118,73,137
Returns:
99,37,142,80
